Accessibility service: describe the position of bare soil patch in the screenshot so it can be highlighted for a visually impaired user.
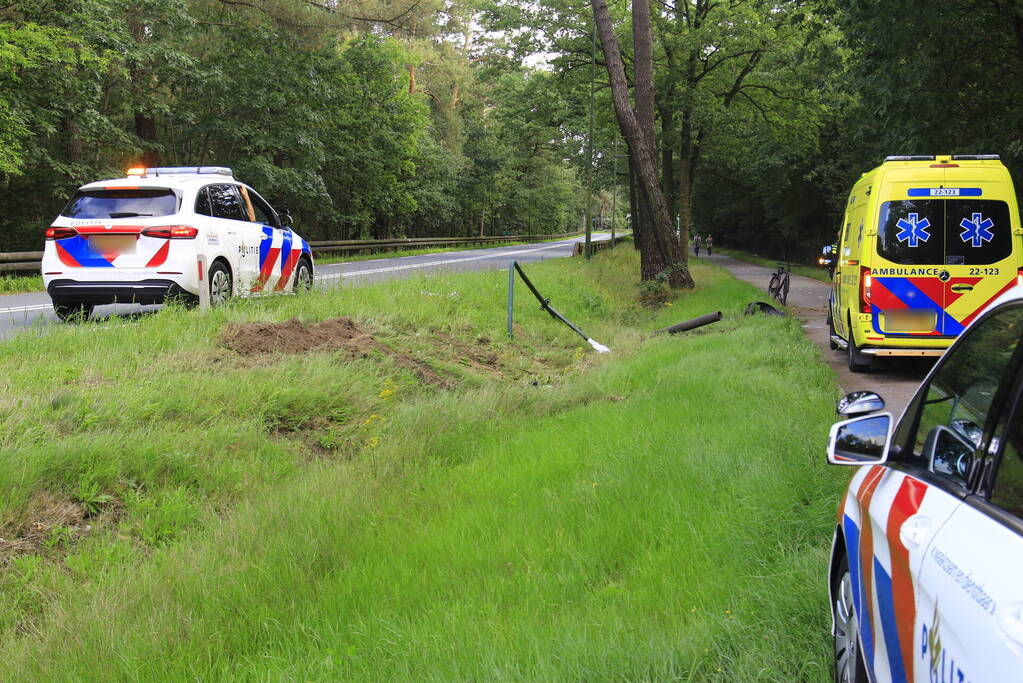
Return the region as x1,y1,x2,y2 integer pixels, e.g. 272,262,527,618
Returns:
219,317,451,387
0,491,86,564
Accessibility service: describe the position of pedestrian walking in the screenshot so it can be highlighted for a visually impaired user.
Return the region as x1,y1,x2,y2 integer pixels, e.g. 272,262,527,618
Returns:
706,233,713,256
693,233,702,257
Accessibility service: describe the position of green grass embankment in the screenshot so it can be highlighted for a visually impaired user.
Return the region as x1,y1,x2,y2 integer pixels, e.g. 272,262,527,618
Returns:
0,273,43,295
0,248,844,679
716,247,832,283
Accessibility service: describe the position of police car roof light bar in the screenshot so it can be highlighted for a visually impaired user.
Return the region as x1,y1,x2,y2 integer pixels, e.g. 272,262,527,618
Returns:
952,154,1000,161
884,155,936,162
126,166,234,178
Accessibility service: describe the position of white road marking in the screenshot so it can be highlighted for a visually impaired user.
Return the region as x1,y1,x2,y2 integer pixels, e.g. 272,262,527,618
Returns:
314,241,573,281
0,303,52,314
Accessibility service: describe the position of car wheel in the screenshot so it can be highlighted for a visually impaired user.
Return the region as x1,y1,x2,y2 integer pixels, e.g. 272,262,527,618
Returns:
294,257,313,292
833,555,868,683
847,317,871,373
53,302,94,322
209,261,232,305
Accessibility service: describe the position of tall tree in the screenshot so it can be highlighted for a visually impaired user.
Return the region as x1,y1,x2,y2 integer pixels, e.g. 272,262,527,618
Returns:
591,0,692,287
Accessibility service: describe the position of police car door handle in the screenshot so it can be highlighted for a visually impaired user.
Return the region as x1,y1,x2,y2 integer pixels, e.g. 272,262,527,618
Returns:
899,514,932,548
998,604,1023,646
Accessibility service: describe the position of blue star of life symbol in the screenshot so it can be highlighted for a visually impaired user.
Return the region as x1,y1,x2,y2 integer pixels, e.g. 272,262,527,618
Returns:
895,213,931,247
960,212,995,248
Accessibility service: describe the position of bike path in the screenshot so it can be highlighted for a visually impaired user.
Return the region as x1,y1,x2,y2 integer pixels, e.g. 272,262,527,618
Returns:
701,251,928,417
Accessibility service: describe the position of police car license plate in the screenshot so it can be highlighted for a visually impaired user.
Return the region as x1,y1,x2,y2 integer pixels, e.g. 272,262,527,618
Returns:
883,309,936,332
89,234,136,255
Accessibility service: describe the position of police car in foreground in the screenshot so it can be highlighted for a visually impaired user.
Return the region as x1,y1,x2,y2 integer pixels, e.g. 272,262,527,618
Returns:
42,166,314,320
826,285,1023,682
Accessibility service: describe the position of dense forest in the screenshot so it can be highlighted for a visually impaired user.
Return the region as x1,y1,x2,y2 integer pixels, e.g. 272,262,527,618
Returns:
2,0,1023,259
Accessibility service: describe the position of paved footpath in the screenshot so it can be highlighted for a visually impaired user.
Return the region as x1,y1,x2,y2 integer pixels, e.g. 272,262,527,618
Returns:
703,251,934,417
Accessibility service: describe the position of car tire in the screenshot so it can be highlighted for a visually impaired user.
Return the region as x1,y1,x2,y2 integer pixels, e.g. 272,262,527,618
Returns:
209,261,232,305
294,257,313,292
53,302,94,322
833,554,869,683
847,317,871,373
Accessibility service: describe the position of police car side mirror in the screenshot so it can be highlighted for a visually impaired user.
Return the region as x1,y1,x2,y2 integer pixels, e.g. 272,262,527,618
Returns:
836,391,885,417
277,209,293,227
827,413,892,466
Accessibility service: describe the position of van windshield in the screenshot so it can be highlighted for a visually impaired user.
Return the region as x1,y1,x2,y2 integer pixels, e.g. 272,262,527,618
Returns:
61,189,179,219
877,199,1012,266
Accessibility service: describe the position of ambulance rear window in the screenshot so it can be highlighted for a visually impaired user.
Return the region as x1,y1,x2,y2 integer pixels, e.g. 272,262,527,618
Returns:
876,199,1012,266
61,189,179,219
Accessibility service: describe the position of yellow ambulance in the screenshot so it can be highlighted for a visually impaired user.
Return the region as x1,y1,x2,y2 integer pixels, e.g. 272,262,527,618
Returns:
828,154,1022,371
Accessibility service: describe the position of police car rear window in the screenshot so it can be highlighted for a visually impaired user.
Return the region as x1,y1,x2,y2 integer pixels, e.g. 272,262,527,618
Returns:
61,189,178,219
877,199,1012,266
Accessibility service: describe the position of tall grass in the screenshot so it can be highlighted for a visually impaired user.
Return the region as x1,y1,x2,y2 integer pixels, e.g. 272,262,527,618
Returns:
0,273,43,295
0,248,845,679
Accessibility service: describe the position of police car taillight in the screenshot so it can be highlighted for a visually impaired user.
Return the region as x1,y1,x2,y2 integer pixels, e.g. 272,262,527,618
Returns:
860,266,872,314
141,225,198,239
45,226,78,240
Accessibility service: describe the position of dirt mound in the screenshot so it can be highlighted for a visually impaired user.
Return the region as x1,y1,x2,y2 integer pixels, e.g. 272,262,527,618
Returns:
219,317,450,387
220,317,376,356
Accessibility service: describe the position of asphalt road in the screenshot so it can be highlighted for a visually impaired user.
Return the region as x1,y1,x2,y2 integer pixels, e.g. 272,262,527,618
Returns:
0,234,610,339
704,251,934,417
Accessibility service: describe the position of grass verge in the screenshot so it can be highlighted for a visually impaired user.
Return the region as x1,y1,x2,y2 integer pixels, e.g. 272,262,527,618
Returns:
0,273,43,295
717,247,831,283
0,247,844,679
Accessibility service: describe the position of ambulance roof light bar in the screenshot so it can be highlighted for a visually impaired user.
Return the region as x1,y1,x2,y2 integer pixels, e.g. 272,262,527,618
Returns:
126,166,234,178
883,155,935,162
952,154,1000,160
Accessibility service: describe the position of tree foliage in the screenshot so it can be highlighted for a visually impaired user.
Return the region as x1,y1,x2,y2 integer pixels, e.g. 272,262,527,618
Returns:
0,0,586,250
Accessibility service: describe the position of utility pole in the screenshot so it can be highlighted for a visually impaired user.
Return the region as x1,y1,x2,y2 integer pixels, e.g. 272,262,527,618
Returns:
584,25,596,259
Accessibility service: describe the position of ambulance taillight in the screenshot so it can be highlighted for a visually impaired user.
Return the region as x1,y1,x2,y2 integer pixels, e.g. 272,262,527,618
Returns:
860,266,872,314
1018,268,1023,287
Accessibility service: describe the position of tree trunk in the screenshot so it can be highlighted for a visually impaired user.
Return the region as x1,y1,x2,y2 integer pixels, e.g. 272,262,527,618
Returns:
591,0,693,288
134,112,159,166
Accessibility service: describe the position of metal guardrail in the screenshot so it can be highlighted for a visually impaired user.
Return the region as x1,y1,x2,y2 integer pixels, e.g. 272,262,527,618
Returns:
571,234,628,256
0,232,582,273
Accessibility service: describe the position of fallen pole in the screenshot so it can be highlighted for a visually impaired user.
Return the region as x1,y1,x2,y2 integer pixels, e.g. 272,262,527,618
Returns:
512,261,611,353
654,311,722,335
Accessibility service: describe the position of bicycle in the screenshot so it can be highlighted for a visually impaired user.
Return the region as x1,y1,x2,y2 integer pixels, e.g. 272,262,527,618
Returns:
768,262,791,306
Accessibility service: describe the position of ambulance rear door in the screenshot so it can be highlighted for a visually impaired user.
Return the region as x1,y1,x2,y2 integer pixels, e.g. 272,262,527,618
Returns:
872,198,948,338
939,195,1017,335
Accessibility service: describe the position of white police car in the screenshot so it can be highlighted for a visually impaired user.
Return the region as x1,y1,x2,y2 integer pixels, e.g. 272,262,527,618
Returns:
826,286,1023,682
42,167,314,320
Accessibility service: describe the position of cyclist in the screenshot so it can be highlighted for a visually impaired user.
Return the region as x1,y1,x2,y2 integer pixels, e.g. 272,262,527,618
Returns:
693,233,702,257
